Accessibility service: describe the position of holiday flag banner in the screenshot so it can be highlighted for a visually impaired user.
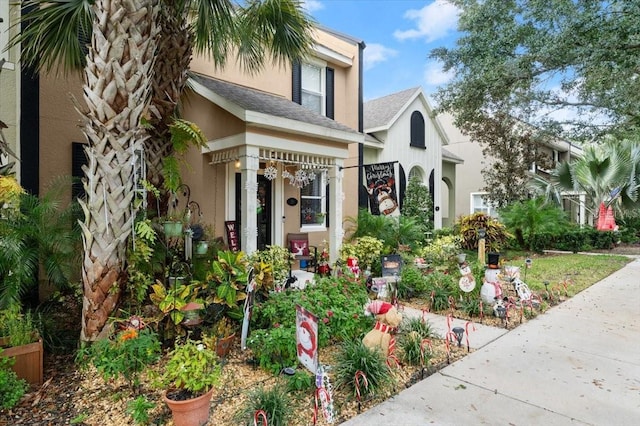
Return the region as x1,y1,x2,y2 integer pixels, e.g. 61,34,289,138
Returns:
296,305,318,374
364,162,400,217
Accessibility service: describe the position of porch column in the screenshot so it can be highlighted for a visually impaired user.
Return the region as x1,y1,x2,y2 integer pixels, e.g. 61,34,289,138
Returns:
329,160,344,264
240,146,259,255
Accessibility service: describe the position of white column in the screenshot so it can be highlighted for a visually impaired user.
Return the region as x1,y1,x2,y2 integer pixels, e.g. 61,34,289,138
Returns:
329,161,344,264
240,146,259,255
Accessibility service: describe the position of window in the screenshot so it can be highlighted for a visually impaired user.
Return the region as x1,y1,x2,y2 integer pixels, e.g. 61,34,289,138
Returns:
470,192,496,217
292,61,334,119
408,167,423,183
410,111,425,148
300,170,327,227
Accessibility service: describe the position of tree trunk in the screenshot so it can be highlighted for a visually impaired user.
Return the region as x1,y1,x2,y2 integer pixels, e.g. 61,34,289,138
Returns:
145,4,193,188
79,0,158,341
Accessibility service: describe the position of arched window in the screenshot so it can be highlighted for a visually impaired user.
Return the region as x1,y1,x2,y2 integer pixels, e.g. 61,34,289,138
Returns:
408,167,423,183
410,111,425,148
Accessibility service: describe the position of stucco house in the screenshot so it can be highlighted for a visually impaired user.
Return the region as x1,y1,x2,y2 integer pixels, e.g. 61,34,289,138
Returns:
363,88,463,228
439,112,587,225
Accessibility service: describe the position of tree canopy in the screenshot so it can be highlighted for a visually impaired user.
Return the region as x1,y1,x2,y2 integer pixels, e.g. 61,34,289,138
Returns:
432,0,640,143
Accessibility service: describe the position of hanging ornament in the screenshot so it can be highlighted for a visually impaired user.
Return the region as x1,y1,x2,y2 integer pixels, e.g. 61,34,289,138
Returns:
264,165,278,181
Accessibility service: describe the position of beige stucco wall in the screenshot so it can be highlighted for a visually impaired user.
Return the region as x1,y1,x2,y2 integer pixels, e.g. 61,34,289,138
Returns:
1,0,21,177
438,113,491,219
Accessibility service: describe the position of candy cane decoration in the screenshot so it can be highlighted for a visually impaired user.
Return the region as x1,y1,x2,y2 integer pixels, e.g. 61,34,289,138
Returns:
420,339,432,367
448,296,456,314
446,313,453,334
313,387,332,425
354,370,369,412
429,290,435,312
386,354,400,369
465,321,475,352
479,300,484,324
254,409,268,426
445,331,456,364
422,308,428,322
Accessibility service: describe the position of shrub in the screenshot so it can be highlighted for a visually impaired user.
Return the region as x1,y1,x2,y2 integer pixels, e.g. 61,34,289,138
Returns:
234,384,292,426
418,235,462,266
333,339,396,399
339,236,384,272
499,198,569,251
455,212,511,252
76,327,161,389
399,331,433,366
0,351,28,410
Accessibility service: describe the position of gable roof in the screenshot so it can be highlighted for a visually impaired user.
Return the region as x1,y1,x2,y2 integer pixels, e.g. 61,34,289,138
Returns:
188,72,363,144
364,87,449,144
364,87,420,130
442,147,464,164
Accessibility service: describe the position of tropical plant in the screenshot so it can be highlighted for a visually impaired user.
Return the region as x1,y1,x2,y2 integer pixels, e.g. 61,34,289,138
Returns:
418,235,462,267
499,198,571,251
234,384,292,426
531,138,640,219
76,327,161,389
345,208,425,253
13,0,314,341
0,179,81,310
0,351,28,410
339,236,384,272
248,245,293,293
333,339,396,399
158,337,222,397
206,250,249,319
455,212,511,252
149,280,203,326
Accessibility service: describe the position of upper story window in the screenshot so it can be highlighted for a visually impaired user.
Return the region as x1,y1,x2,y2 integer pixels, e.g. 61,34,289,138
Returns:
293,61,335,119
410,111,425,148
301,63,324,114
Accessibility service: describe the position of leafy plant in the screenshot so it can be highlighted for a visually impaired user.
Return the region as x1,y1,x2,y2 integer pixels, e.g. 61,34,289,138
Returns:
159,337,222,397
455,212,511,253
400,317,435,339
162,119,207,194
126,395,156,425
247,245,293,293
499,198,570,251
206,250,248,311
344,208,425,253
247,325,297,374
339,236,384,271
398,331,432,367
212,316,236,339
0,307,40,346
234,384,292,426
418,235,462,267
149,280,203,326
76,327,161,389
284,369,314,393
333,339,396,398
402,175,434,233
0,351,28,410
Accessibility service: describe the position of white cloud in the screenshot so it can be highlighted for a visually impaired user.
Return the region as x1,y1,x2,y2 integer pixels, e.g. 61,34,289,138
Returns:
424,60,454,87
363,43,398,71
301,0,324,13
394,0,460,43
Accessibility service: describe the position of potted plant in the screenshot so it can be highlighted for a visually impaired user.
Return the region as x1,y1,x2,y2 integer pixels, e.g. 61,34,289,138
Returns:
315,212,326,224
0,308,43,385
212,317,237,358
159,338,222,426
0,351,28,410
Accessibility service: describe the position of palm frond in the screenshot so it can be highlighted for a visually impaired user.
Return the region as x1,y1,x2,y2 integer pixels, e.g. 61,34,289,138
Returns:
10,0,93,74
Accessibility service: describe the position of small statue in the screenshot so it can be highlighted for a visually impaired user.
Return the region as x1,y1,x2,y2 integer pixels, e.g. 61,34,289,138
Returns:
362,300,402,357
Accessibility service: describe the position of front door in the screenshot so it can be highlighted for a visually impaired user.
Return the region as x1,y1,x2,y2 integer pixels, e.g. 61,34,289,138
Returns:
256,175,272,250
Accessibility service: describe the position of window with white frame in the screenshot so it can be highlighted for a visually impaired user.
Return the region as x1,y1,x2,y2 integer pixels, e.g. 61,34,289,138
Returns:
301,62,325,115
300,170,326,226
470,192,496,217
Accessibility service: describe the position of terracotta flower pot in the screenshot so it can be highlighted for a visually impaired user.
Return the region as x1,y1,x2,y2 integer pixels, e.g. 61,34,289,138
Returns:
215,334,236,358
163,386,214,426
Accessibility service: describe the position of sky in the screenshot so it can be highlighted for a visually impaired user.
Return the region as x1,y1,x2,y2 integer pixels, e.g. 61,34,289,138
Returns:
302,0,460,102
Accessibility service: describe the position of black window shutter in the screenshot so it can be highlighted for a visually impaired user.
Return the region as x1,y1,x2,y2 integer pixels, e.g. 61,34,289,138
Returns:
72,142,88,200
410,111,426,148
292,61,301,104
326,67,335,119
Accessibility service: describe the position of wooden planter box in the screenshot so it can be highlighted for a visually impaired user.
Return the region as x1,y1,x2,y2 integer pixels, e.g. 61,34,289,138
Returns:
0,337,44,385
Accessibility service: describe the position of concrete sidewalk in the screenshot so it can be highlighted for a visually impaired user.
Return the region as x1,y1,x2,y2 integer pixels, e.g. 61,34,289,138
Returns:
342,258,640,426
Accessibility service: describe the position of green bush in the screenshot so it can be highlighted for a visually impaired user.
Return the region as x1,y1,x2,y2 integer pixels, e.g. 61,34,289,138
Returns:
333,339,396,399
455,212,511,252
234,384,292,426
0,351,28,410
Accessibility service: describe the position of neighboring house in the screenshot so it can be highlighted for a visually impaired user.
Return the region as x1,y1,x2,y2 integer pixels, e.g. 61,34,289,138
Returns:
0,0,20,176
363,87,462,229
439,113,587,225
31,25,366,263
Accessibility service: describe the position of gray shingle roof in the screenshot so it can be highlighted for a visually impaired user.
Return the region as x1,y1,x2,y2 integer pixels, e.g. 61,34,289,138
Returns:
442,147,464,163
363,87,420,130
189,72,360,135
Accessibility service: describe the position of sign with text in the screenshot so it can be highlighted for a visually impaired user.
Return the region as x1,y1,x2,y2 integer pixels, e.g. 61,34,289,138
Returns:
225,221,240,252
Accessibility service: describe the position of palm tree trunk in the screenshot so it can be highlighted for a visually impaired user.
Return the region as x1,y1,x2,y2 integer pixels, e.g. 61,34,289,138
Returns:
79,0,158,341
145,3,193,188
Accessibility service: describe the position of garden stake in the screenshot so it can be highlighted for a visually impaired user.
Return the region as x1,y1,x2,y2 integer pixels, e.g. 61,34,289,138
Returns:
354,370,369,413
422,308,428,322
314,387,332,425
465,321,475,352
446,314,453,334
429,290,435,312
254,409,268,426
479,300,484,324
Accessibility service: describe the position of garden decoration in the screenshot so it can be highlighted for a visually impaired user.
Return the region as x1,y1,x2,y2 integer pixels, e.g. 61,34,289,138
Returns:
253,409,267,426
458,261,476,293
362,301,402,357
465,321,476,352
420,339,432,379
354,370,368,413
314,365,335,424
241,270,256,351
452,327,465,347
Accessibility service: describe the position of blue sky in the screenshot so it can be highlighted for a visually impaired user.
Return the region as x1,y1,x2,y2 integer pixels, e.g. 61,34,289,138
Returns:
303,0,460,101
